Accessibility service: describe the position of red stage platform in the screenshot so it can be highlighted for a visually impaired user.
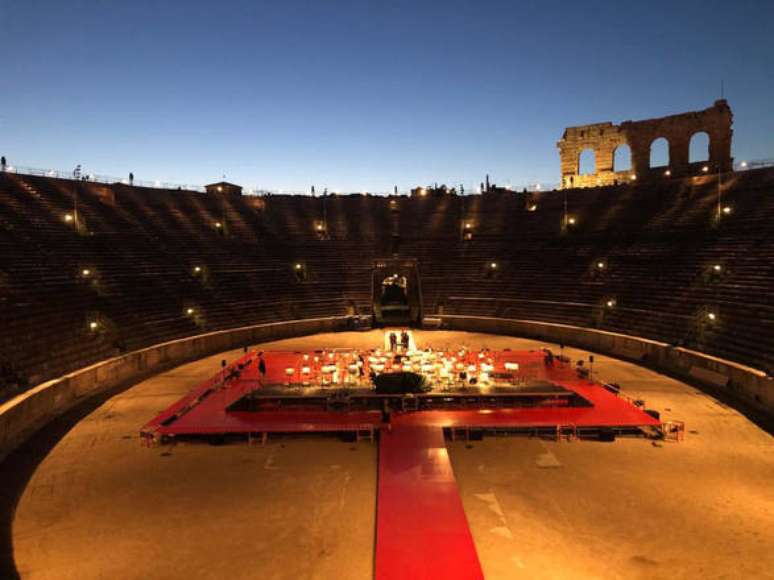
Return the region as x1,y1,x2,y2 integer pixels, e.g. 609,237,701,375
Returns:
142,347,660,579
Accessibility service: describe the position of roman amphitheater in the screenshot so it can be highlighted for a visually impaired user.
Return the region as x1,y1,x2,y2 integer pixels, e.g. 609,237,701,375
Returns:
1,102,772,579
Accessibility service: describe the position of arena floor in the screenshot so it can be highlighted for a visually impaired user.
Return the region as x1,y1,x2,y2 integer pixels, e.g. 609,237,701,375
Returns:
6,330,774,579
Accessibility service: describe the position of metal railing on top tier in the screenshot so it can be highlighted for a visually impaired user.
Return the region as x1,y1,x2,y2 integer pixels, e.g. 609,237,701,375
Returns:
0,165,207,193
2,158,771,197
0,164,560,196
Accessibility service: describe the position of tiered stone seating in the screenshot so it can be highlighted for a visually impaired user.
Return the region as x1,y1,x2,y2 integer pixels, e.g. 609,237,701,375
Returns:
1,168,772,399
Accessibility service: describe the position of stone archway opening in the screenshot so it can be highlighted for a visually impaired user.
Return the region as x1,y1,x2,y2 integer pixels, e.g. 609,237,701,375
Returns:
578,149,596,175
613,144,632,172
689,131,710,163
650,137,670,168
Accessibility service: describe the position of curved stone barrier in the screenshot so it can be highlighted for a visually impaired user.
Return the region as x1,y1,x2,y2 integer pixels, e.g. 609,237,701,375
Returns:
437,315,773,417
0,316,351,461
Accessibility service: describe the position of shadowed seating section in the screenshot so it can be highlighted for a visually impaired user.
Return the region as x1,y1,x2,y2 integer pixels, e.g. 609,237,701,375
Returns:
1,168,773,398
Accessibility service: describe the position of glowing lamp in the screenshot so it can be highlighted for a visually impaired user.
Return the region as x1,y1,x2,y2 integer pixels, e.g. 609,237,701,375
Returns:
528,203,538,212
464,222,472,229
81,268,91,277
215,221,222,228
707,312,717,321
596,261,605,269
664,169,671,177
193,266,202,274
568,217,576,225
606,299,616,308
89,321,99,331
740,161,748,168
630,174,637,181
489,262,498,269
713,264,722,272
294,263,302,270
186,308,195,315
64,213,74,222
702,166,709,173
722,206,732,215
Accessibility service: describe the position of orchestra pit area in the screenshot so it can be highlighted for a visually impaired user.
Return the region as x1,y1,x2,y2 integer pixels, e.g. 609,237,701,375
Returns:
5,330,772,580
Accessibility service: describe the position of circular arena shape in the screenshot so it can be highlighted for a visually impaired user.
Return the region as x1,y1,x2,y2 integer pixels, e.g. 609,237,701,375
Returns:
1,328,772,580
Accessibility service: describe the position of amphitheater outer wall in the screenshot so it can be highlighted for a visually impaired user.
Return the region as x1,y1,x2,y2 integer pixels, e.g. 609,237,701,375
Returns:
436,315,773,417
0,316,350,461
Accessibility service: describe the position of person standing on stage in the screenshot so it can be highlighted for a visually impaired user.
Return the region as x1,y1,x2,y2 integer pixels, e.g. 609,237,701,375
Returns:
389,332,397,352
401,330,410,351
258,352,267,380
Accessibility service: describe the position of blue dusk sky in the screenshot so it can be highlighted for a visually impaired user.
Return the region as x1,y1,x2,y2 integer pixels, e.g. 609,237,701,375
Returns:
1,0,773,192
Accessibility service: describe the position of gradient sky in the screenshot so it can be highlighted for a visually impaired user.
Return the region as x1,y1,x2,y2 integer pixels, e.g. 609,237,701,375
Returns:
1,0,773,192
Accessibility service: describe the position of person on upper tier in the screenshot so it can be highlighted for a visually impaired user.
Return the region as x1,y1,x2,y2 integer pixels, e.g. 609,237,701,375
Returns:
0,156,6,171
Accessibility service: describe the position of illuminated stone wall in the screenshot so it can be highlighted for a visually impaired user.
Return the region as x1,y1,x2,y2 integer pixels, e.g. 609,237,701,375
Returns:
557,100,733,189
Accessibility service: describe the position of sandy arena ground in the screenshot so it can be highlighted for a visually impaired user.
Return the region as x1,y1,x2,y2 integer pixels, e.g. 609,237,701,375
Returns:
6,330,774,579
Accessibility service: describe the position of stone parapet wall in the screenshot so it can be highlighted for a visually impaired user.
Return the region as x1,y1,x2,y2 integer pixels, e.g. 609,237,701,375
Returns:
437,315,773,417
0,316,350,461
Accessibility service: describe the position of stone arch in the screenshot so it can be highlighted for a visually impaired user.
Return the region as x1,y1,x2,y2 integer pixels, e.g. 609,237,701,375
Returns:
613,144,632,172
689,131,710,163
578,149,596,175
650,137,670,168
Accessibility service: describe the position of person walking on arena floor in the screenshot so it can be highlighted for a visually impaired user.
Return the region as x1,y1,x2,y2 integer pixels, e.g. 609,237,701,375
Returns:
258,352,267,380
401,330,410,351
